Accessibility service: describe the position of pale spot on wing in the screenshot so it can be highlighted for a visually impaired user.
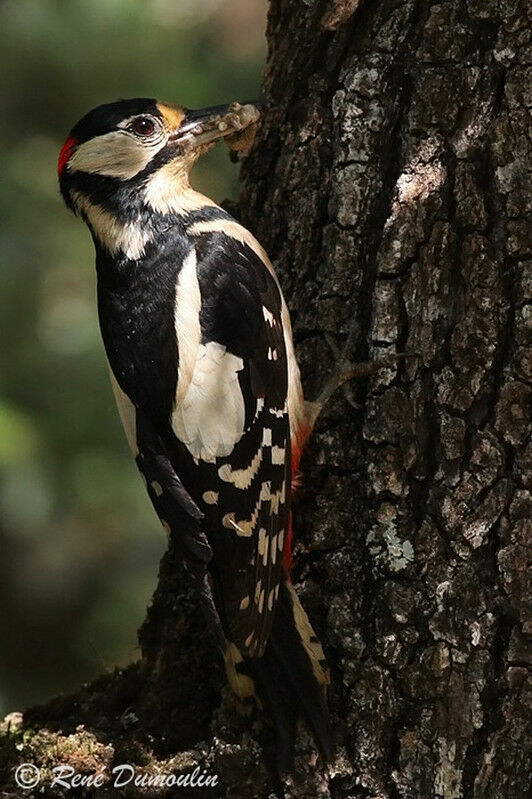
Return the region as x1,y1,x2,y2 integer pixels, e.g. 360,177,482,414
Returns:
263,306,275,326
257,527,267,556
258,589,265,614
223,512,252,537
278,529,285,551
268,588,275,612
202,490,219,505
224,642,255,699
229,518,248,535
271,445,285,465
218,426,276,489
269,480,286,514
229,480,285,542
285,581,330,687
218,448,262,489
270,534,277,565
235,519,254,536
239,596,250,610
151,480,163,497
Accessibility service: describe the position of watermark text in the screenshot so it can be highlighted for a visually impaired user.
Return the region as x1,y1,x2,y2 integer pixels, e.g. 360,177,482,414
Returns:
15,762,219,791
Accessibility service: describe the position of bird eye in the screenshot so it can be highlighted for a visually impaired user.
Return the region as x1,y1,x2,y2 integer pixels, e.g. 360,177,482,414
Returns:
132,116,156,136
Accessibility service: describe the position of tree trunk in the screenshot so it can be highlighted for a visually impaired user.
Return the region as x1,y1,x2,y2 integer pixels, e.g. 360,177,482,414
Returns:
238,1,530,795
2,1,530,797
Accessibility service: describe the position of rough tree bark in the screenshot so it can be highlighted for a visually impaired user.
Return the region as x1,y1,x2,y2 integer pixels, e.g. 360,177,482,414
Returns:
1,1,530,797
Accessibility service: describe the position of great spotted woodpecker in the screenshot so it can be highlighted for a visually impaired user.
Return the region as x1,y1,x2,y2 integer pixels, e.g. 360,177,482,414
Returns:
58,98,365,768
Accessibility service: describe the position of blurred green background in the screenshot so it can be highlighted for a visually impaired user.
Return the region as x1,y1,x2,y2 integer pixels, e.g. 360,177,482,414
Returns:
0,0,266,715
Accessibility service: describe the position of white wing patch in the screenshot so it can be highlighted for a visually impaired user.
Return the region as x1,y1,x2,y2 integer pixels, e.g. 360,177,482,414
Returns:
172,341,245,463
188,216,305,451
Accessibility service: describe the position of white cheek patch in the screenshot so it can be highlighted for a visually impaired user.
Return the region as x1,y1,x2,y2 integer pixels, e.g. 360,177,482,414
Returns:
172,341,245,463
71,191,151,260
68,130,166,180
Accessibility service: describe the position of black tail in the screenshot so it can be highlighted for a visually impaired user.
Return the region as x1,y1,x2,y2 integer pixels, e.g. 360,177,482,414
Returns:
226,580,332,770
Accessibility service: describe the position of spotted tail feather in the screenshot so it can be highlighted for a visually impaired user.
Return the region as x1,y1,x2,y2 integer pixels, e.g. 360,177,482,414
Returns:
225,578,331,770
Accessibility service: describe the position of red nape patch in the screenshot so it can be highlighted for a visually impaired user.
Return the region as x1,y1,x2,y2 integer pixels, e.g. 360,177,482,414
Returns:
58,136,79,177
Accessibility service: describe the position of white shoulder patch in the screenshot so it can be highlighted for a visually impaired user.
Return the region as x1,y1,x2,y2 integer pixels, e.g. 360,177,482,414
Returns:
174,248,202,403
188,217,305,450
172,341,245,463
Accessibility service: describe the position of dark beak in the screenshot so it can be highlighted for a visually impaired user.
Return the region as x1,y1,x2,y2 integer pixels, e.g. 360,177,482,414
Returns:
173,101,263,150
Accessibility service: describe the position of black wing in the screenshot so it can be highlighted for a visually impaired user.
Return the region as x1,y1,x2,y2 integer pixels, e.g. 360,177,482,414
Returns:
171,229,291,657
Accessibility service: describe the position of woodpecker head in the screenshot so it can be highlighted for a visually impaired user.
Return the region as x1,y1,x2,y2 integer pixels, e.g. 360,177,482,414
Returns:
58,98,260,258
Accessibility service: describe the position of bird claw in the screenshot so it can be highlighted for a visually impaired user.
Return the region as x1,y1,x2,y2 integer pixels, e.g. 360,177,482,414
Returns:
340,380,361,410
308,324,418,430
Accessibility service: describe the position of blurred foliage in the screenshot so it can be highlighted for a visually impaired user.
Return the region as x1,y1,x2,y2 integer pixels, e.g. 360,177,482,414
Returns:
0,0,266,714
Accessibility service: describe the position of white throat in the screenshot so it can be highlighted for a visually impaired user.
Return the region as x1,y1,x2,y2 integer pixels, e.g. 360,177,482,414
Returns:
143,159,218,216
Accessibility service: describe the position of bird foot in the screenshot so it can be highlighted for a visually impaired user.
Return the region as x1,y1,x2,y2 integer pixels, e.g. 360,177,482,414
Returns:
305,324,416,431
